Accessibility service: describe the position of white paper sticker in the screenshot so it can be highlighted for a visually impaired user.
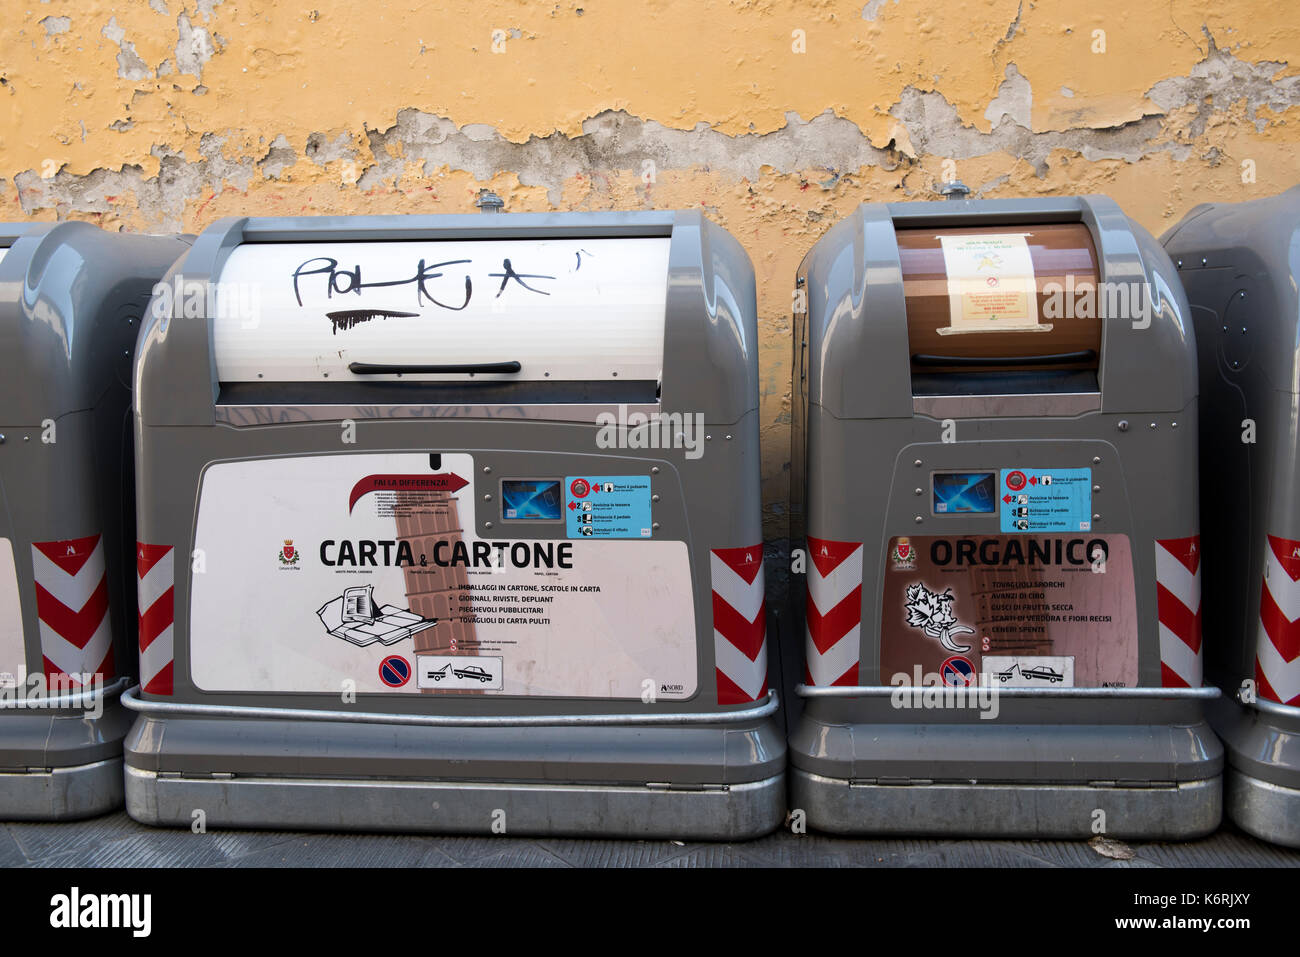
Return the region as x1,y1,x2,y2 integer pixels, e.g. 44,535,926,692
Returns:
938,233,1046,335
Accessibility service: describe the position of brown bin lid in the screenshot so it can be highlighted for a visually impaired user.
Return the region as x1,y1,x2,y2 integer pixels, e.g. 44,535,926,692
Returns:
896,223,1101,376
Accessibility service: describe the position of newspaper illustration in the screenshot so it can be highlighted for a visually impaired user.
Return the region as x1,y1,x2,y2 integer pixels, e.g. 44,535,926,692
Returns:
316,585,438,647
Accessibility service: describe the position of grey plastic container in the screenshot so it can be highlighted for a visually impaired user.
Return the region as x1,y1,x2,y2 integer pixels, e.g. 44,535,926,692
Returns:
1161,185,1300,847
0,221,189,819
789,196,1222,838
124,211,784,839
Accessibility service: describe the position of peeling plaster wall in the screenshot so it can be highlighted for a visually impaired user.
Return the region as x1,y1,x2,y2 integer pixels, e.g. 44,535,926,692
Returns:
2,0,1298,569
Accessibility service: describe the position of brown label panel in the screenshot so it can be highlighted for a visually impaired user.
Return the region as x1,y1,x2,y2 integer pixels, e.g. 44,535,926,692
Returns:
881,534,1138,687
395,490,483,696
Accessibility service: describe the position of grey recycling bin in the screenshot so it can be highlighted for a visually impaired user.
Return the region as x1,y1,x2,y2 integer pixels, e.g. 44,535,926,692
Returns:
124,211,783,838
1162,185,1300,847
0,221,188,819
789,196,1223,838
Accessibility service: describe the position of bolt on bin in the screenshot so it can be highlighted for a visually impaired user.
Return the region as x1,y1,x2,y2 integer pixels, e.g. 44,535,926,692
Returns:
1162,185,1300,847
123,211,783,839
0,221,189,819
788,196,1223,838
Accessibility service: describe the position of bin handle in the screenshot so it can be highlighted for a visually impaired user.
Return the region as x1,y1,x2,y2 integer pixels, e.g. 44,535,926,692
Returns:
347,361,523,375
911,350,1097,368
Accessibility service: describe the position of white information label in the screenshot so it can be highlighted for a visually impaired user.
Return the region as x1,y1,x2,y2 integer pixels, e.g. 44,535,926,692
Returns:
190,453,698,698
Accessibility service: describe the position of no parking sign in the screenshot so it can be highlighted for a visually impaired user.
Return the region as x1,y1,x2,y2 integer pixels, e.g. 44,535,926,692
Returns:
379,655,411,688
940,655,975,688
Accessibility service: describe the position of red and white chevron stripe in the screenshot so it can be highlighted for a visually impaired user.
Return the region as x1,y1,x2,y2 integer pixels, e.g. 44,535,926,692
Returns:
137,543,174,696
1255,534,1300,706
805,536,863,686
31,534,113,684
710,545,767,705
1156,535,1202,688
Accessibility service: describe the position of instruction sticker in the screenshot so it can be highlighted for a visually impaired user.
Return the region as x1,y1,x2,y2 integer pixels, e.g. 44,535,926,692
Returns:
1000,468,1092,533
938,233,1046,335
565,476,652,539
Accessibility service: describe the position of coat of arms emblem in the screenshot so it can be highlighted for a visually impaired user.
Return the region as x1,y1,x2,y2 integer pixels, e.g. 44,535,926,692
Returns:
892,537,915,569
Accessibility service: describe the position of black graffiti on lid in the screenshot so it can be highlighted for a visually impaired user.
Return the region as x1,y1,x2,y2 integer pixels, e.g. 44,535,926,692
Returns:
293,257,474,311
325,309,420,334
293,253,565,311
489,258,555,297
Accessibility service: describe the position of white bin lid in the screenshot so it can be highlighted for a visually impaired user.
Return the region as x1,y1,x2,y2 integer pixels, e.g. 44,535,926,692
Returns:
211,237,670,383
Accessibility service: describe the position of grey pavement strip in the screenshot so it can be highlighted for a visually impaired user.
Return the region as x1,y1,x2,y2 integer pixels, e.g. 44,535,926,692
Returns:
3,812,1299,867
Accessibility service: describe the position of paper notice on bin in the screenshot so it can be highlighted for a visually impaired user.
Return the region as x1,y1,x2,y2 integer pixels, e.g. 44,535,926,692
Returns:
937,233,1047,335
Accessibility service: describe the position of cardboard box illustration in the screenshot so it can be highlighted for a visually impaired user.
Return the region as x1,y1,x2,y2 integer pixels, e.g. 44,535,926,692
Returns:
316,585,438,647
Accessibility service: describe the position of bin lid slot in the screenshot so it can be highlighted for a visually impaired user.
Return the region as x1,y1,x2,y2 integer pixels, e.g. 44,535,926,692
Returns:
216,378,660,407
912,350,1097,369
911,369,1099,397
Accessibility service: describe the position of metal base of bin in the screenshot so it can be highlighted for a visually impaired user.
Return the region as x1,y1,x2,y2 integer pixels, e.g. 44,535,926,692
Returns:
788,688,1224,839
0,680,133,821
791,768,1221,839
122,690,788,840
1207,693,1300,848
0,758,124,821
125,766,785,840
1226,773,1300,848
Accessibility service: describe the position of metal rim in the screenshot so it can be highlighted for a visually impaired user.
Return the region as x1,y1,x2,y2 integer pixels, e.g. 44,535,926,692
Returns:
0,675,130,711
121,685,779,727
795,683,1221,700
1241,695,1300,720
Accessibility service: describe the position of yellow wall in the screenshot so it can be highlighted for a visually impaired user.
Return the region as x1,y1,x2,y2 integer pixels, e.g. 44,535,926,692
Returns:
3,0,1297,542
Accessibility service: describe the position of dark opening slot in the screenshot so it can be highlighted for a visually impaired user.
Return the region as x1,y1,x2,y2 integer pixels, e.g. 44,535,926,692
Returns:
428,453,441,470
911,350,1097,368
217,378,661,406
910,369,1100,397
